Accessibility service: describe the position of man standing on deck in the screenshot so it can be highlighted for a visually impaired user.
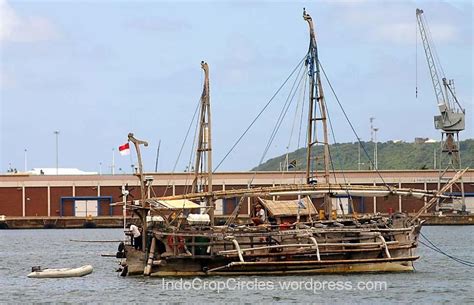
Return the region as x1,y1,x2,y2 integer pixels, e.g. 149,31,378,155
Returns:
129,224,142,250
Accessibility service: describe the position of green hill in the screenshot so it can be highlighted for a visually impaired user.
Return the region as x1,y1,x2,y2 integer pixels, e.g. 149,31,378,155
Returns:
252,139,474,171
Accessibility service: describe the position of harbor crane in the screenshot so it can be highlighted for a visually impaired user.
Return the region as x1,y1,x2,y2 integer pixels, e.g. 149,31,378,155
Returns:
416,8,466,212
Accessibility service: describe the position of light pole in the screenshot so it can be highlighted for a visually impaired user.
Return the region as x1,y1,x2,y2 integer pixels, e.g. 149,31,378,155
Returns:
369,117,376,171
99,162,102,175
370,117,375,142
24,149,28,172
373,128,379,170
358,141,361,170
54,130,60,175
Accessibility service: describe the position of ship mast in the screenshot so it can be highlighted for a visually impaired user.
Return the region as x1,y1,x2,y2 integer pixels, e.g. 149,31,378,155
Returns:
192,61,214,224
127,132,149,246
303,10,332,218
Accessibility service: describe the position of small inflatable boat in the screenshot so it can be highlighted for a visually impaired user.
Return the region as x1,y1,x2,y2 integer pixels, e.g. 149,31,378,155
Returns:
27,265,93,278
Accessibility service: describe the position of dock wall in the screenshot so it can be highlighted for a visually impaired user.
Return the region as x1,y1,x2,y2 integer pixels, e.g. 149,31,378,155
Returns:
1,170,473,226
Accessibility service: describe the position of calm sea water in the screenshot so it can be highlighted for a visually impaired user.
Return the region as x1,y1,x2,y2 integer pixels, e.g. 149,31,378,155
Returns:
0,226,472,304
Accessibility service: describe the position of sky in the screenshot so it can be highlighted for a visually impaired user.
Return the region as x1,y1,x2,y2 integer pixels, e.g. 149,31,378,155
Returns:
0,0,472,173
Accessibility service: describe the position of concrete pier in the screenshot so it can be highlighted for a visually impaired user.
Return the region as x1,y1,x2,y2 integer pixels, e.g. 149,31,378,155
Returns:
0,214,472,229
1,216,125,229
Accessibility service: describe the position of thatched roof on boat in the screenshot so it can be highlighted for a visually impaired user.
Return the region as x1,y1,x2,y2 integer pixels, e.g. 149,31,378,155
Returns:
149,199,201,210
258,197,316,217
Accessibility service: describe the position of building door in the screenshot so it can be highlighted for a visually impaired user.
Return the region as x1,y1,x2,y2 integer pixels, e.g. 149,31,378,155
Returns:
75,200,98,217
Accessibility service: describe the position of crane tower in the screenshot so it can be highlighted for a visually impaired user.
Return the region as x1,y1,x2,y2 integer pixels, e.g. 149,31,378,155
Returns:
416,8,466,212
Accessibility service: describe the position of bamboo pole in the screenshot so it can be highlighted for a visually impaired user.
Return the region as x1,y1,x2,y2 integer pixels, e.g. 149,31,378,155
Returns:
218,241,398,255
148,183,445,203
144,237,156,275
410,167,468,223
206,255,419,273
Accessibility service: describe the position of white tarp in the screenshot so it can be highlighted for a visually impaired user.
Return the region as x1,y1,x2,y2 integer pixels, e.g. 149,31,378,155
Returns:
332,197,349,215
155,199,201,209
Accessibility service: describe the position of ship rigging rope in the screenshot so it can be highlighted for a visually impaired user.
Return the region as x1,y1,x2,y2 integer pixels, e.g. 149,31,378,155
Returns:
419,232,474,267
257,62,306,168
297,71,307,149
213,55,307,173
263,63,305,163
285,68,308,167
273,67,307,185
324,94,355,214
183,100,201,194
319,61,391,190
249,61,307,185
161,98,201,197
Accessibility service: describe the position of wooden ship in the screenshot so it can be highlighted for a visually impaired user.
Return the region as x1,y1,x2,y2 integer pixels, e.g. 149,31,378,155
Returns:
117,10,467,277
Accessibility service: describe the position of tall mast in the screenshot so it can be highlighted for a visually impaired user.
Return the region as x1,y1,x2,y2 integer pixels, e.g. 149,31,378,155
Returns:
303,10,330,185
128,133,149,203
192,61,214,223
303,10,332,219
127,132,149,247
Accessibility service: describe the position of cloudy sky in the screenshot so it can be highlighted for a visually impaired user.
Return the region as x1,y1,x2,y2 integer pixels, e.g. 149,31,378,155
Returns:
0,0,472,173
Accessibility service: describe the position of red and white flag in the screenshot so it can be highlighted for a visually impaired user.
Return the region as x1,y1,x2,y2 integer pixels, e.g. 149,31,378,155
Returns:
119,143,130,156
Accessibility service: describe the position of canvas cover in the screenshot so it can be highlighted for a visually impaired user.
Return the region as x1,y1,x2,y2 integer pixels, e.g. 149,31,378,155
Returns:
152,199,201,210
258,197,316,217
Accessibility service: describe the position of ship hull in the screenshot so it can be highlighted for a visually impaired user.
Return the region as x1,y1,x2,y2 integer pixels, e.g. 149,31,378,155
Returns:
121,218,422,277
148,258,416,277
123,246,417,276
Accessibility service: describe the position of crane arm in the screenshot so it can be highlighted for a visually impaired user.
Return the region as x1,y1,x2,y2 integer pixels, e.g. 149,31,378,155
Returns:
416,8,447,111
416,8,465,132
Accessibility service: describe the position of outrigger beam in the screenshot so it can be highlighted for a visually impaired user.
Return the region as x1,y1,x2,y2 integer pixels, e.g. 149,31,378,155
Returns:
149,183,456,203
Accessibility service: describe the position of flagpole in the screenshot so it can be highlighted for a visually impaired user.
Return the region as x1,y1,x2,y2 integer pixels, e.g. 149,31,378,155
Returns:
122,184,127,240
118,143,132,173
54,130,60,175
129,143,134,174
112,148,115,175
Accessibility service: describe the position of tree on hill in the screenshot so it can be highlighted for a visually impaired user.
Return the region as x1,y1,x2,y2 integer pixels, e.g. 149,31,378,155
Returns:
252,139,474,171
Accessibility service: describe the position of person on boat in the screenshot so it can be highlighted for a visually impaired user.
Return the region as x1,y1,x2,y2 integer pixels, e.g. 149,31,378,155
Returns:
127,224,142,250
252,204,266,225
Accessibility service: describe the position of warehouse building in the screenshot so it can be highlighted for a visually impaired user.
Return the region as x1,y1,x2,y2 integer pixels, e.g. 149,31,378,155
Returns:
0,170,473,218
